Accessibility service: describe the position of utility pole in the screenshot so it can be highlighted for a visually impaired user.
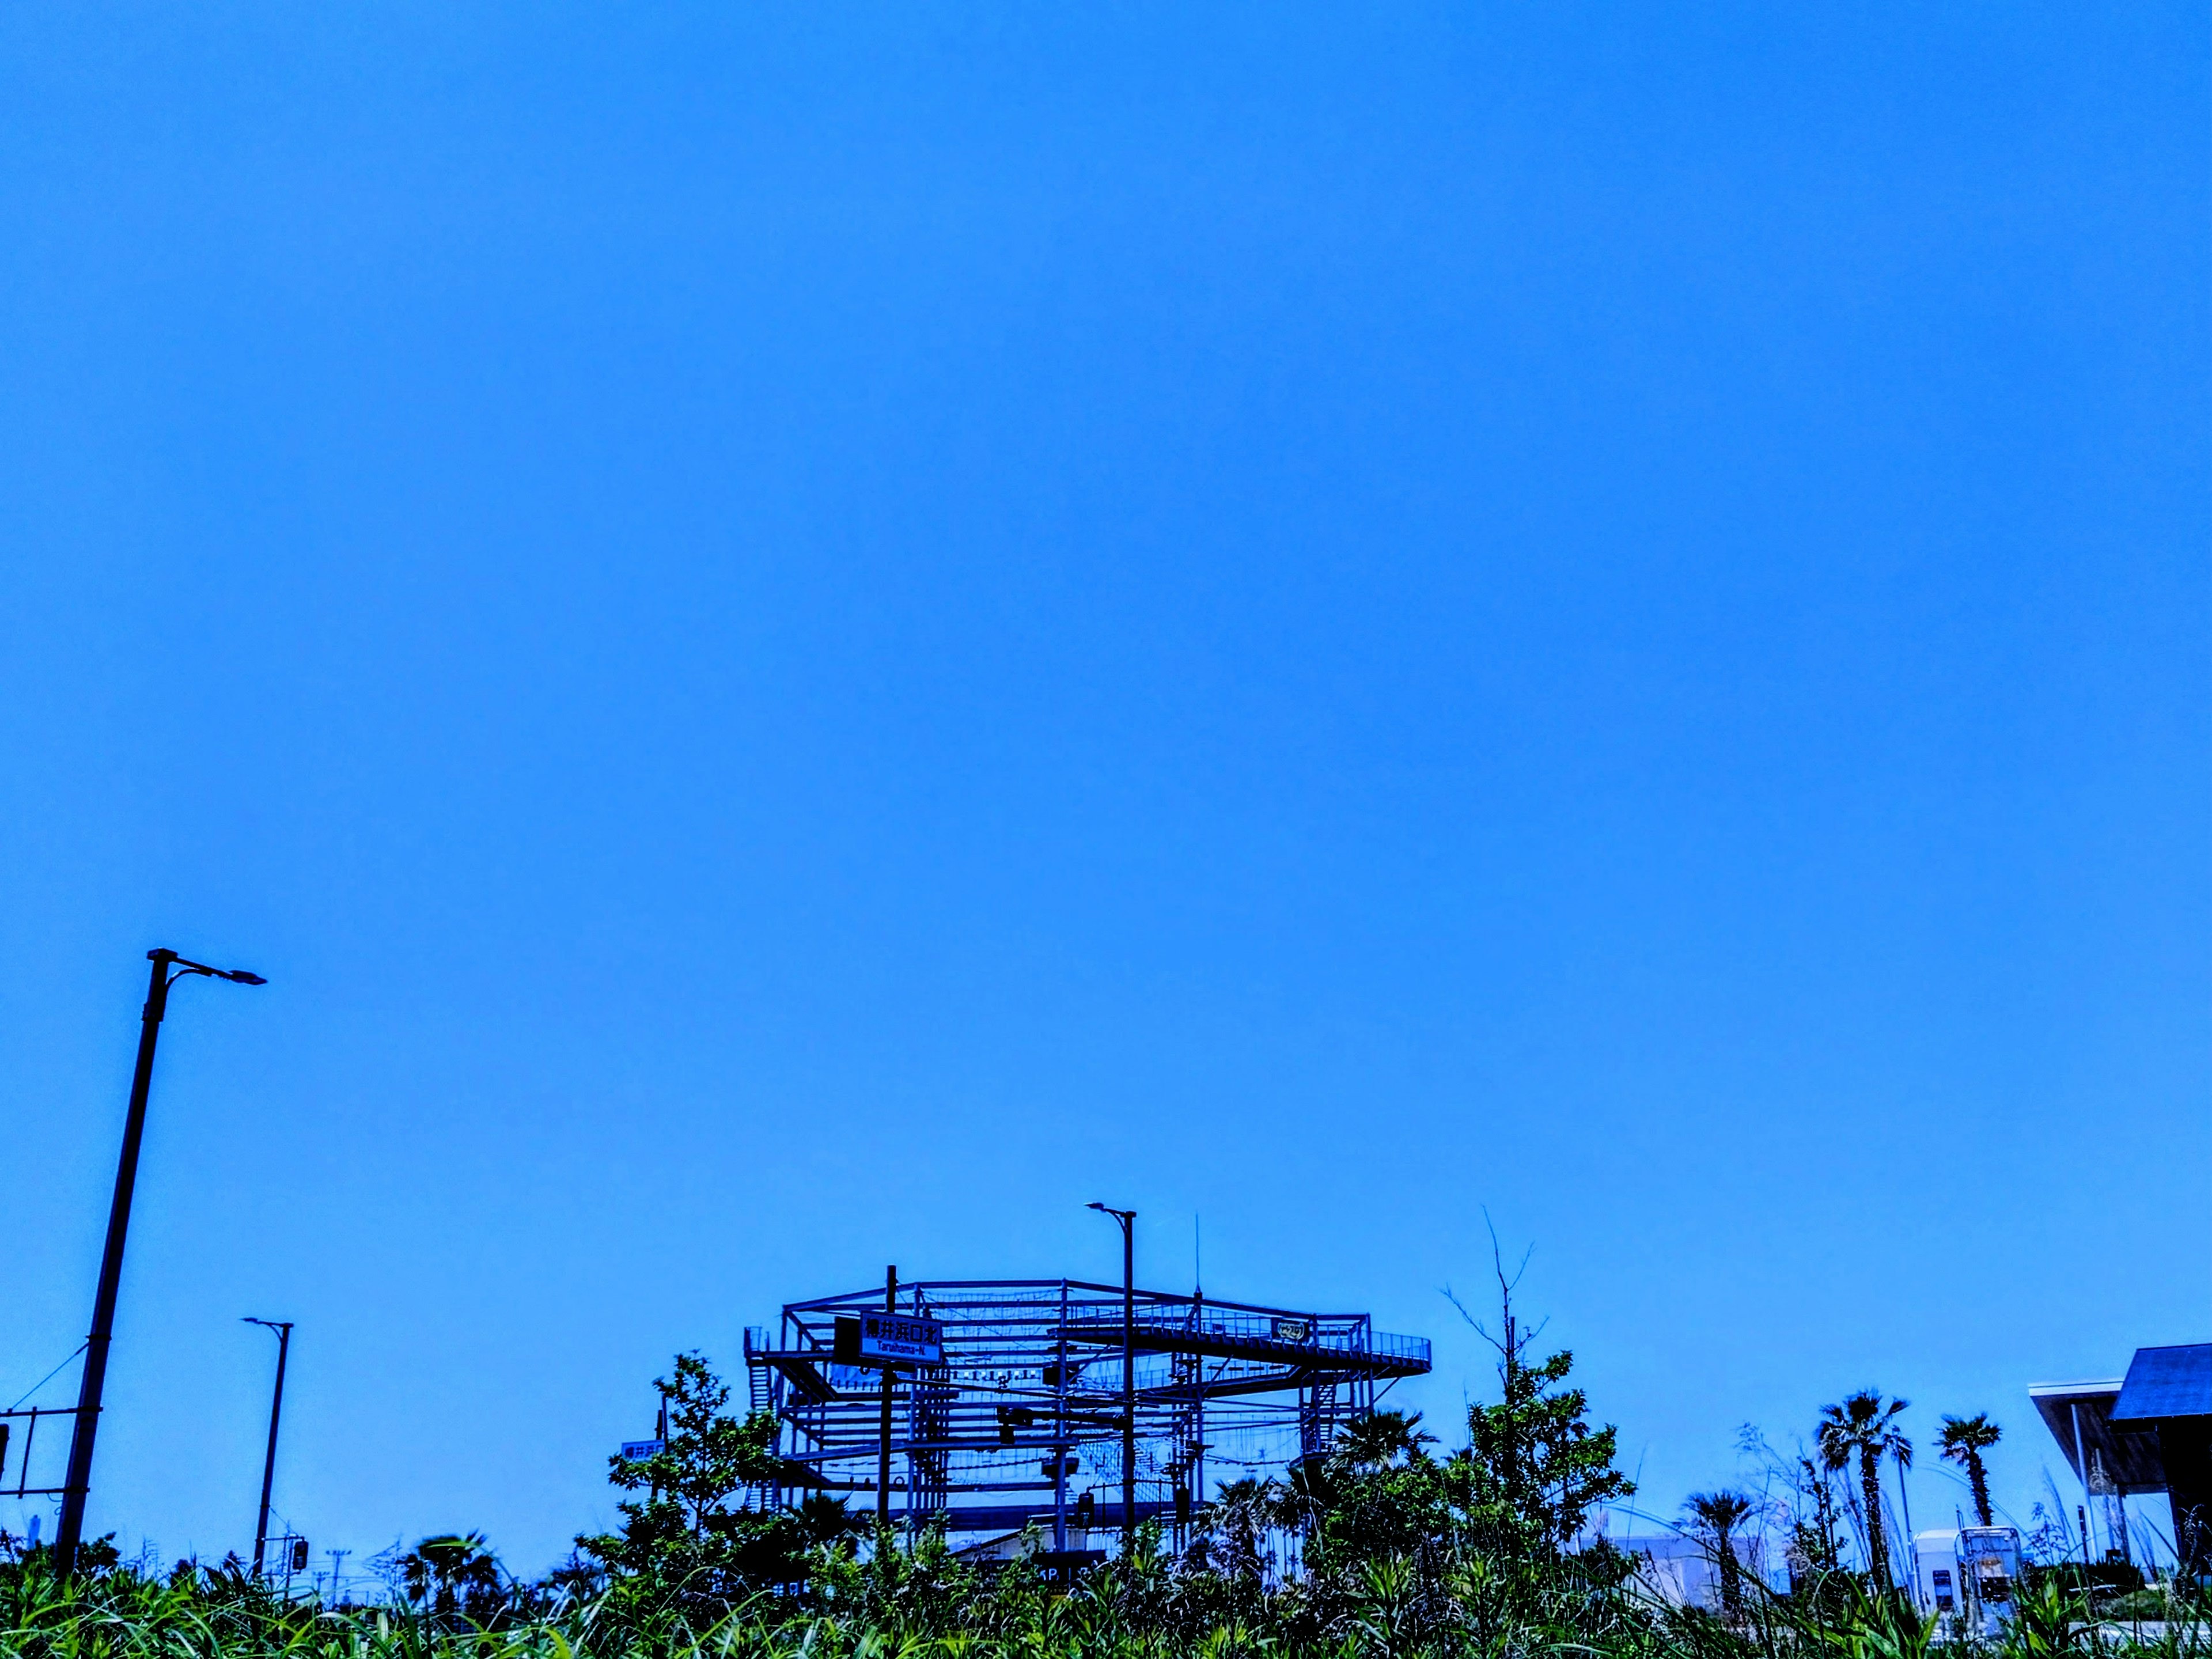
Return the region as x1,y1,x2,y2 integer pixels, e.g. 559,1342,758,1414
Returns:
57,948,265,1574
244,1318,295,1578
876,1264,897,1533
1089,1203,1137,1554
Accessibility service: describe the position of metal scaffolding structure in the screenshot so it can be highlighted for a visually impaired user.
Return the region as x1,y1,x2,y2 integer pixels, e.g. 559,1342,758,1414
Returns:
745,1277,1430,1549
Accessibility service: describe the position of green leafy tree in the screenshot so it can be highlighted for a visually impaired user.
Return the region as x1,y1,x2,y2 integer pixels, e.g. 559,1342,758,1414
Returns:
11,1533,119,1574
1304,1421,1453,1573
1938,1413,2001,1528
1455,1346,1633,1555
1788,1454,1848,1586
1817,1390,1911,1589
1683,1491,1757,1616
1307,1254,1632,1588
1291,1409,1445,1563
577,1350,818,1607
1303,1349,1629,1601
1442,1230,1633,1560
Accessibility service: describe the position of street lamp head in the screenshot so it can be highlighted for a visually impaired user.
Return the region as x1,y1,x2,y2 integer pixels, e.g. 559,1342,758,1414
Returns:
1088,1202,1106,1211
160,952,268,985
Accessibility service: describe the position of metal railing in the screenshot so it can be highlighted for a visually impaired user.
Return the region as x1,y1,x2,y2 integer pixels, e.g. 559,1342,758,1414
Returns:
1062,1306,1431,1367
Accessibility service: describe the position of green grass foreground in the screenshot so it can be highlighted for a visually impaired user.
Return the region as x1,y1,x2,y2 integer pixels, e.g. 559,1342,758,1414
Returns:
3,1539,2209,1659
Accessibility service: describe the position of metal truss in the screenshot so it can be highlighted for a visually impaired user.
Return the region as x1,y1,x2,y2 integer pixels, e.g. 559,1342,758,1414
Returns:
745,1278,1429,1547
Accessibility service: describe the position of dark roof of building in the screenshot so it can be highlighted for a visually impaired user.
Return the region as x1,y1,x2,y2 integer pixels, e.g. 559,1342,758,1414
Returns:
2113,1344,2212,1423
2028,1379,2169,1495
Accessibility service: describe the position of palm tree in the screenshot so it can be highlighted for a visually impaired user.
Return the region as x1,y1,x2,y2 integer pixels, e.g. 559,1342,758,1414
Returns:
1335,1410,1437,1472
1817,1391,1912,1589
399,1532,502,1616
1268,1463,1325,1539
796,1492,861,1544
1684,1491,1758,1616
1938,1414,2001,1528
1206,1476,1277,1586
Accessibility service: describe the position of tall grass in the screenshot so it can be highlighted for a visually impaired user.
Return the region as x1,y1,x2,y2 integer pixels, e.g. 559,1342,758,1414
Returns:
2,1545,2205,1659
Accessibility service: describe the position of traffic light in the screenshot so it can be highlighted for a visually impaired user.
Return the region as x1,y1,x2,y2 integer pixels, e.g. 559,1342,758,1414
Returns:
290,1537,310,1573
1074,1491,1094,1527
1175,1486,1191,1528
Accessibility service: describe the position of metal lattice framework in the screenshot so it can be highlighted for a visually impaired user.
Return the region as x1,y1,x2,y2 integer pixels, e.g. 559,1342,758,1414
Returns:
745,1278,1430,1542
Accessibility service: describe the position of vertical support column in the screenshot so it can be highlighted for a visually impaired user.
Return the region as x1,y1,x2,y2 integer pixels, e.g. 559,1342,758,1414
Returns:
2070,1404,2095,1566
1121,1222,1135,1554
1350,1317,1375,1440
1053,1281,1069,1554
877,1266,897,1533
777,1310,796,1520
1192,1289,1206,1535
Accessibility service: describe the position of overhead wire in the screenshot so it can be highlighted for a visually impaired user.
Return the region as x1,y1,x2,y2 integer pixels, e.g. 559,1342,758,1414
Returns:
9,1345,86,1411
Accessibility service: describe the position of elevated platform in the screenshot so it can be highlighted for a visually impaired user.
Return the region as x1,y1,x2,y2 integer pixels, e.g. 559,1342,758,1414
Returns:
1060,1304,1430,1376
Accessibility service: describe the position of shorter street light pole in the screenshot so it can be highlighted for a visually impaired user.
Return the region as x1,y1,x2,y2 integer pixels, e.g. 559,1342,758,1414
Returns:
56,949,266,1575
244,1319,295,1578
877,1264,897,1535
1088,1203,1137,1555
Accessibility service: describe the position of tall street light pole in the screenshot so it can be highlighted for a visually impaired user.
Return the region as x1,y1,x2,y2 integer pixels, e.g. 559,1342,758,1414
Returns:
1088,1203,1137,1555
244,1319,295,1578
56,948,266,1574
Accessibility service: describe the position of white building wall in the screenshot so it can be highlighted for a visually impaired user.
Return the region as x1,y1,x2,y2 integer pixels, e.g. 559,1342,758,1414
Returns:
1609,1533,1764,1612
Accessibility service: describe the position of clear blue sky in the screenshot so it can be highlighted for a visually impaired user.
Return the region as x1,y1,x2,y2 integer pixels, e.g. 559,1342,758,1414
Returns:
2,2,2205,1578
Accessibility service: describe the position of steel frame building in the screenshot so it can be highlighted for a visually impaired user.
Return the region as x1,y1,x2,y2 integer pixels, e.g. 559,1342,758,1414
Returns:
745,1277,1430,1546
